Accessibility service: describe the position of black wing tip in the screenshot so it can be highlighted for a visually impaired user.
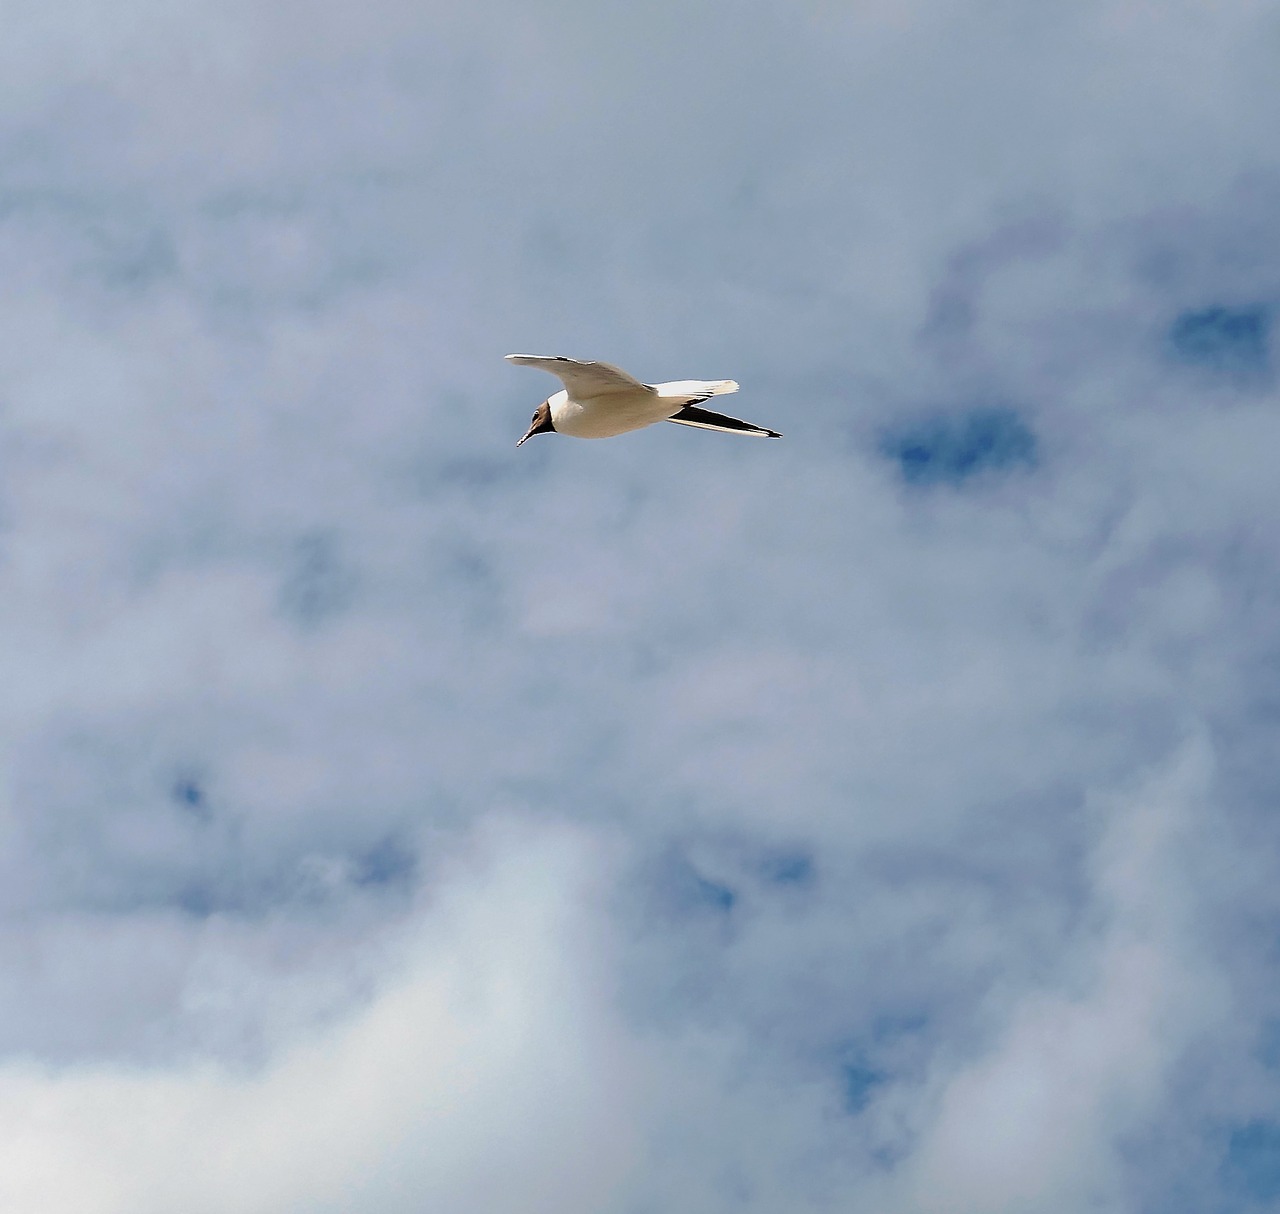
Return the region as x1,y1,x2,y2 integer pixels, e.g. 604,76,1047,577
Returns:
505,353,583,366
667,403,782,438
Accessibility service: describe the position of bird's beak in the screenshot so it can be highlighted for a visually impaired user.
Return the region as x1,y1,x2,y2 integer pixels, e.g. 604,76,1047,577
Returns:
516,426,536,448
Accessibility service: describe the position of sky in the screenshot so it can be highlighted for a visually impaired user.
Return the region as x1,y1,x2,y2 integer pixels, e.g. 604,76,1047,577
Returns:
1,0,1279,1210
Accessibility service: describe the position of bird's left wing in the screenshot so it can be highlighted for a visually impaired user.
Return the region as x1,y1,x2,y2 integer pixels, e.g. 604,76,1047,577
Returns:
505,354,653,398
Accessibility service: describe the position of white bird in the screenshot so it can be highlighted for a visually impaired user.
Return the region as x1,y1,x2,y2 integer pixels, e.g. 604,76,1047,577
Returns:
507,354,781,446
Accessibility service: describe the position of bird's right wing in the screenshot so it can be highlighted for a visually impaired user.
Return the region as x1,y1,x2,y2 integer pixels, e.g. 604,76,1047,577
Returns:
505,354,653,398
666,403,781,438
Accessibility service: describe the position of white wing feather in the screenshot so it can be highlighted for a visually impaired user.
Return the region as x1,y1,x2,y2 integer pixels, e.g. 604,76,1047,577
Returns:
504,354,652,398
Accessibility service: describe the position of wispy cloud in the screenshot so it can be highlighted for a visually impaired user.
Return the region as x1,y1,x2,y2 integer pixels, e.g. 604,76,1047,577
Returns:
1,1,1279,1210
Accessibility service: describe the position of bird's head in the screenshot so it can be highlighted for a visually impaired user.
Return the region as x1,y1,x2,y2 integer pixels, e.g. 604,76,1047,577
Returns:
517,400,556,447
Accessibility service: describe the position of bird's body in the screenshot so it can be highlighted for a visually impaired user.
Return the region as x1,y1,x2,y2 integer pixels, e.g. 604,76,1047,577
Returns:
507,354,781,446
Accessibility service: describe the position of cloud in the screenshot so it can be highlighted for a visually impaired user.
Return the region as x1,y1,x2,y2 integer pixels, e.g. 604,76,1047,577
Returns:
0,820,639,1214
905,741,1225,1213
1,1,1280,1211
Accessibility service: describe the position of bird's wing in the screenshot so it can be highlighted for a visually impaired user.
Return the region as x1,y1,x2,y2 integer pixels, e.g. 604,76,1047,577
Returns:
665,403,781,438
505,354,652,398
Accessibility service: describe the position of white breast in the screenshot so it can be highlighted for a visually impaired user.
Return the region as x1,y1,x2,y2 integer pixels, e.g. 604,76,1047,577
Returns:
549,387,677,439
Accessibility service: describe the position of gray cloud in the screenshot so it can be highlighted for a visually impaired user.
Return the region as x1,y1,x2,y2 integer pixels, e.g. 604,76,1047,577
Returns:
1,0,1279,1210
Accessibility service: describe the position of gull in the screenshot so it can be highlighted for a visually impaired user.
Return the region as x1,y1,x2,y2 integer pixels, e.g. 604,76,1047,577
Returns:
507,354,781,446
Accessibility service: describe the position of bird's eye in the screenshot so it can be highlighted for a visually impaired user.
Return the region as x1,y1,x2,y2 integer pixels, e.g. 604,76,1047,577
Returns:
531,411,539,423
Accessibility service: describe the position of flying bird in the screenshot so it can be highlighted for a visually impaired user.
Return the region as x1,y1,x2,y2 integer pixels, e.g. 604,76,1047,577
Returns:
507,354,781,446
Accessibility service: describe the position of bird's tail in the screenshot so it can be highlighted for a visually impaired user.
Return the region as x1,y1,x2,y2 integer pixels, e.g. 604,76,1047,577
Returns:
653,378,739,402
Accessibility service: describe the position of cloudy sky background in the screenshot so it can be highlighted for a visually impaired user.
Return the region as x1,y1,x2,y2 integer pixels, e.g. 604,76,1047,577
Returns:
1,0,1279,1209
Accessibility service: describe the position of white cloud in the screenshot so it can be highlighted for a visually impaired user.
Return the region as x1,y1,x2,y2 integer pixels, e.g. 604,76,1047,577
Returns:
0,820,639,1214
906,741,1226,1213
0,0,1278,1210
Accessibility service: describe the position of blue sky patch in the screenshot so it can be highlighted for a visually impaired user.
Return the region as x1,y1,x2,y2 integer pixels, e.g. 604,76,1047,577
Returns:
655,852,738,916
176,884,217,918
278,532,355,626
840,1061,884,1114
353,836,417,889
881,408,1037,486
689,872,736,913
170,776,212,823
1168,305,1271,377
1223,1121,1280,1201
171,778,204,809
1258,1018,1280,1070
758,850,815,887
